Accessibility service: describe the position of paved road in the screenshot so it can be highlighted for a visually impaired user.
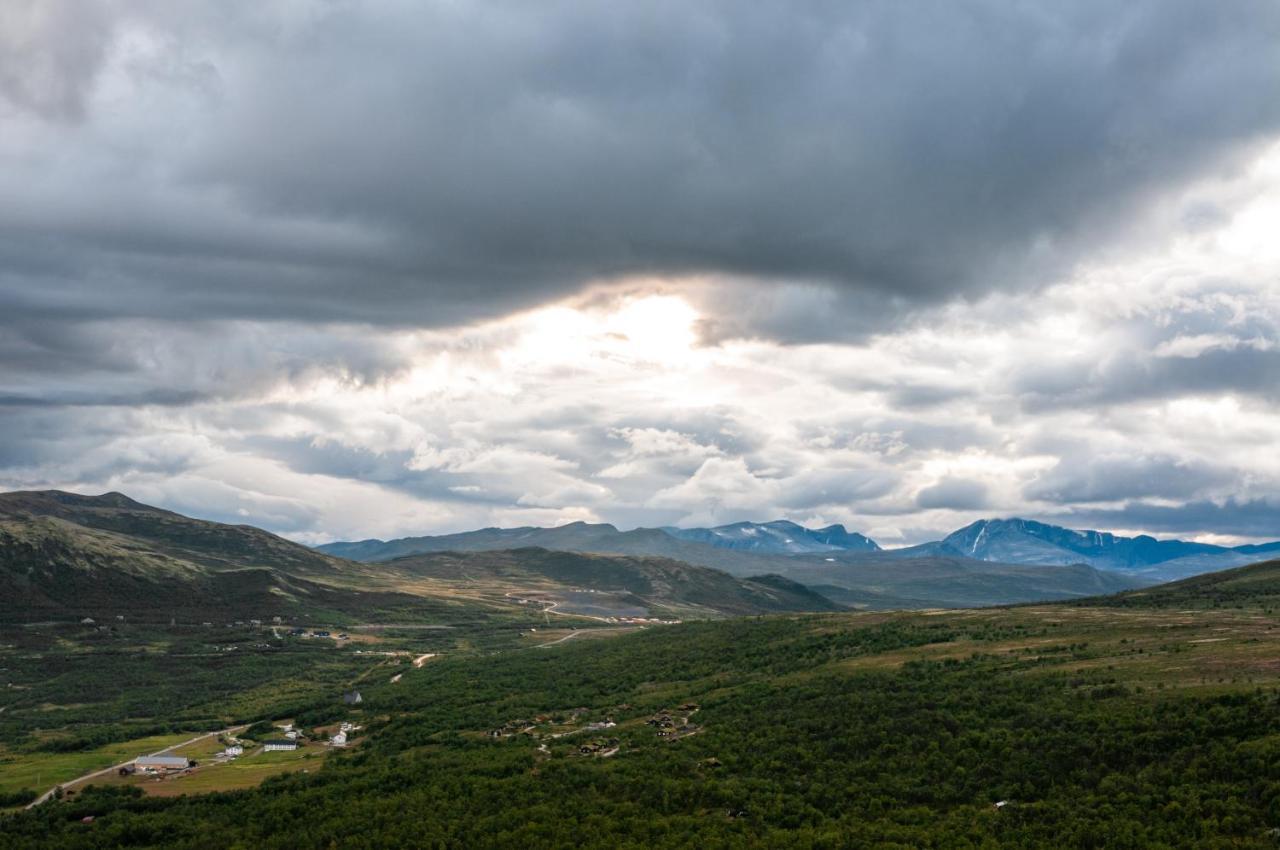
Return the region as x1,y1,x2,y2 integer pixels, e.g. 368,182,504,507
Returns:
26,724,248,809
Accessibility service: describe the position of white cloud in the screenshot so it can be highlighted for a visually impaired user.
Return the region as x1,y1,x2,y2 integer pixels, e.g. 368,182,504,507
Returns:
3,142,1280,544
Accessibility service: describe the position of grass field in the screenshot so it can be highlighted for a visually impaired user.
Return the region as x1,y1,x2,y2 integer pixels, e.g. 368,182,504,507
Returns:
0,732,194,799
821,604,1280,689
95,744,331,797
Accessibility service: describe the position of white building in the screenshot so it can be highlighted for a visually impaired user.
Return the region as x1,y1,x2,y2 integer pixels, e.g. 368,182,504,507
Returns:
330,731,348,747
223,745,244,757
135,755,189,771
264,739,298,752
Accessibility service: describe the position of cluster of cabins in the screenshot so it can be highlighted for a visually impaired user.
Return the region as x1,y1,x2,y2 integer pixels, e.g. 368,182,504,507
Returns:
265,720,355,750
487,719,539,738
331,722,356,747
646,703,700,740
576,737,620,757
286,628,350,640
264,722,303,751
121,709,362,781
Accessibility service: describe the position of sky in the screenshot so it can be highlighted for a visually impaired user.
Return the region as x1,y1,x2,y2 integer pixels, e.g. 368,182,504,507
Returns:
2,0,1279,546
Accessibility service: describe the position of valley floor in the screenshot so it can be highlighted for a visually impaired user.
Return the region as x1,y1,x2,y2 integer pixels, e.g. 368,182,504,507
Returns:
5,575,1280,847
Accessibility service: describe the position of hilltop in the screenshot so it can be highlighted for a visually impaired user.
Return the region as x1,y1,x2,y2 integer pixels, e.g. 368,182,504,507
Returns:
0,490,346,578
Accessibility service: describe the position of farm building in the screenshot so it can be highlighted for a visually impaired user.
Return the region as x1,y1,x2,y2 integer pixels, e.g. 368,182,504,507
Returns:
343,691,363,705
135,755,190,771
330,731,348,747
223,745,244,757
264,739,298,752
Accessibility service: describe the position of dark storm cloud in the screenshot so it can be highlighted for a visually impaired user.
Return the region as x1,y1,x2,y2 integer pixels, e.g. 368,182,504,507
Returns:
1055,498,1280,539
3,0,1280,333
916,478,989,510
1016,344,1280,410
1025,455,1235,503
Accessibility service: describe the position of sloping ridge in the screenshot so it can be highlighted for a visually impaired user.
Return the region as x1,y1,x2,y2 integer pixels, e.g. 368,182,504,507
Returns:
0,491,446,622
374,547,846,616
1088,557,1280,609
0,490,346,577
767,553,1145,609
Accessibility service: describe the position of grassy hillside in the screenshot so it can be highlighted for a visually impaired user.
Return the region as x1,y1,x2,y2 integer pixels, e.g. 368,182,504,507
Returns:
0,491,347,578
777,554,1143,608
0,514,493,625
360,548,845,619
1090,557,1280,610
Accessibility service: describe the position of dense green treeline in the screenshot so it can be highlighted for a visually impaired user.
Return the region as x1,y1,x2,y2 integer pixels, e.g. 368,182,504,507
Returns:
4,612,1280,848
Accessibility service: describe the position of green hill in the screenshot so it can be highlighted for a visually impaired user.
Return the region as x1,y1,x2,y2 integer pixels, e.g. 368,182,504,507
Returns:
0,491,499,624
378,547,844,618
1090,557,1280,609
0,491,345,578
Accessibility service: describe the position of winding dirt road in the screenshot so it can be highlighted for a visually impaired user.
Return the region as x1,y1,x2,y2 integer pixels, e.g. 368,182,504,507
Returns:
535,631,584,648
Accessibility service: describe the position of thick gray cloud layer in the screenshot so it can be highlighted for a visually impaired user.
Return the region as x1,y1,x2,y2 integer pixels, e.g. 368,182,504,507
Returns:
3,0,1280,333
2,1,1279,544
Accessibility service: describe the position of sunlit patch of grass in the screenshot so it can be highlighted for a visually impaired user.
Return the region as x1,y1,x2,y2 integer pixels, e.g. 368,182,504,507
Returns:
0,732,194,798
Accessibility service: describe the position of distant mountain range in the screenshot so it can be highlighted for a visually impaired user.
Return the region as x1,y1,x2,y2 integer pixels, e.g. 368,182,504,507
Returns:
7,491,1273,620
319,519,883,565
662,520,879,554
321,516,1280,587
918,518,1280,581
316,518,1159,607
